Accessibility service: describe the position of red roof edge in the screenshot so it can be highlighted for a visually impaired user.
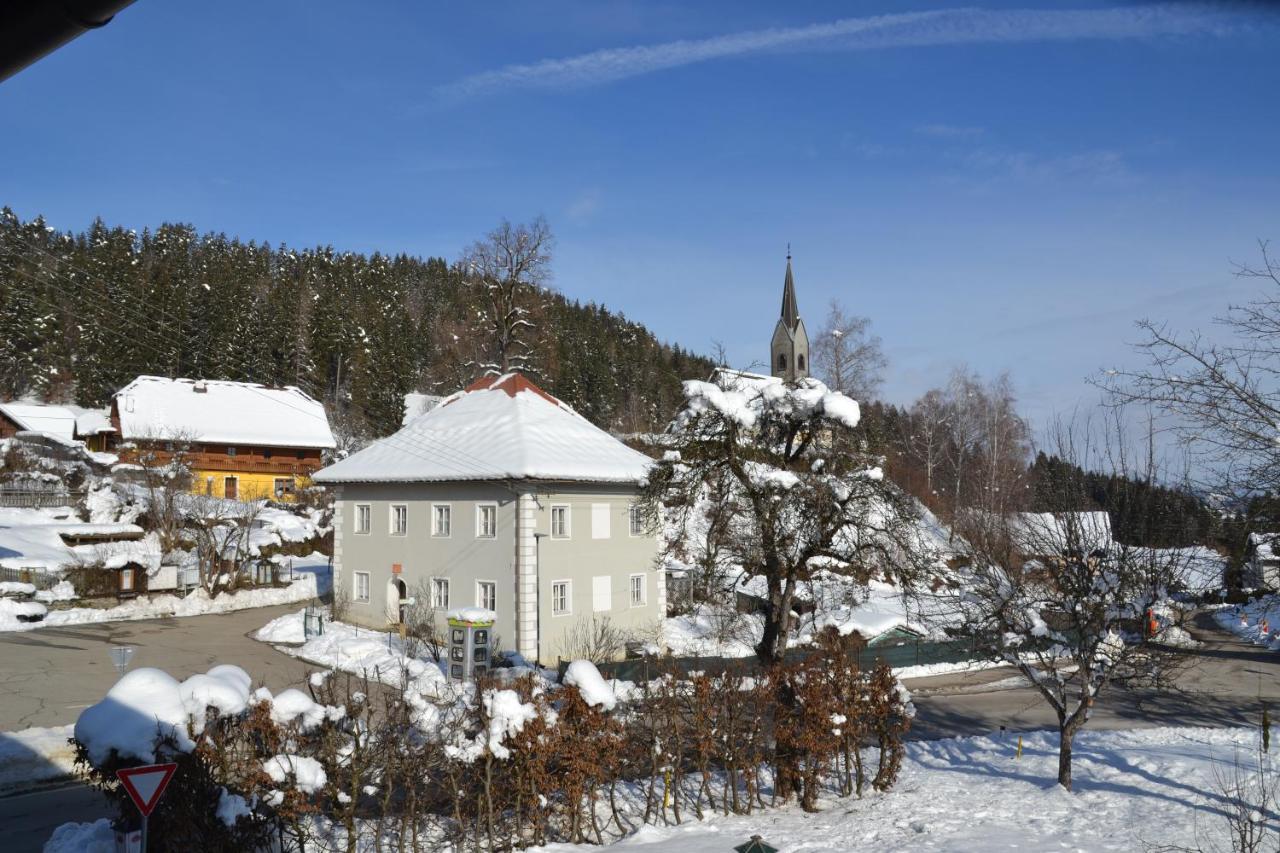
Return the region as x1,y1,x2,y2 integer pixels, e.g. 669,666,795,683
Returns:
460,372,562,406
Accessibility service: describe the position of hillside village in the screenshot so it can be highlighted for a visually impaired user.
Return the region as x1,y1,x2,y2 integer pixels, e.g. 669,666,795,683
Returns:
4,5,1280,853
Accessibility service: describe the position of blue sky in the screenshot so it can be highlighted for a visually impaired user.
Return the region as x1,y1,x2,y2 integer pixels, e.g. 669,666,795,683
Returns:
2,1,1278,427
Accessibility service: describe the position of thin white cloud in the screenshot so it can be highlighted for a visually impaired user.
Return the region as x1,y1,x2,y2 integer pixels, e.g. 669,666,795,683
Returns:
917,123,986,138
436,5,1247,103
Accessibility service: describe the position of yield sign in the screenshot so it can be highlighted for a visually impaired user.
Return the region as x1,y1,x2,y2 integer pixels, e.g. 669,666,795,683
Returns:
117,763,178,817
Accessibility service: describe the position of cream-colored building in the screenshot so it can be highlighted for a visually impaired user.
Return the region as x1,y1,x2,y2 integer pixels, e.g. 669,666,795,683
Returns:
314,373,663,664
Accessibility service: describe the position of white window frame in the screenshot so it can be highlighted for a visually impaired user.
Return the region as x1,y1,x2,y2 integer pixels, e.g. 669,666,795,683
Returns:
354,571,371,602
476,503,498,539
630,573,646,607
550,505,570,539
629,504,645,537
354,504,371,535
476,580,496,612
431,577,450,610
390,504,408,536
551,579,571,616
432,503,452,538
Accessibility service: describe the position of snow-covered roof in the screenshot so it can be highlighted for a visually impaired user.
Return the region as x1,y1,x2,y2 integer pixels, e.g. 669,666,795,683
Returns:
1010,511,1113,554
0,402,77,442
710,367,782,395
403,391,445,427
315,373,652,485
1248,532,1280,562
70,407,114,436
114,376,335,449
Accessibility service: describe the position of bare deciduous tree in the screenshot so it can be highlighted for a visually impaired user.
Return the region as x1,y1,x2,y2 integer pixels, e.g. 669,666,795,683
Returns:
941,419,1194,791
811,299,887,400
1100,241,1280,499
460,217,554,376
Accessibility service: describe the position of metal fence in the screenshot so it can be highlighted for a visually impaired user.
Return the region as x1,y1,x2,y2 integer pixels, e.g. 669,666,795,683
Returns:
559,636,986,684
0,566,58,590
0,487,76,508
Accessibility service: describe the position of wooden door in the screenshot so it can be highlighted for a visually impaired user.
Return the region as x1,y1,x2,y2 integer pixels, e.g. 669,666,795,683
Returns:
224,476,237,500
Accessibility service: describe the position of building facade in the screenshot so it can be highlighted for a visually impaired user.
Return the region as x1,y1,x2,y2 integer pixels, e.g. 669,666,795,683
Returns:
316,373,663,664
110,376,335,501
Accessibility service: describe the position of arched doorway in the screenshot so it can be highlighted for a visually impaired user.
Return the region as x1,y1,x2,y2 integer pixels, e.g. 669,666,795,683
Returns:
387,577,408,625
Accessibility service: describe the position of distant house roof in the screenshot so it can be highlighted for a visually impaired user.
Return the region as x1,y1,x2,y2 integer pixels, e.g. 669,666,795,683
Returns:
1011,511,1114,555
113,376,335,450
1249,532,1280,563
402,391,445,427
710,367,782,395
315,372,652,485
0,402,77,442
70,407,114,437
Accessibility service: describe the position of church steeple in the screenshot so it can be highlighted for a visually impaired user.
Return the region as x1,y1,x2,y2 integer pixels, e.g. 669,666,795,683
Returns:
770,249,809,383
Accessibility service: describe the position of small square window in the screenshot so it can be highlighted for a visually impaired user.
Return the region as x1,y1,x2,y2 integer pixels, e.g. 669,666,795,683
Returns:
226,446,237,457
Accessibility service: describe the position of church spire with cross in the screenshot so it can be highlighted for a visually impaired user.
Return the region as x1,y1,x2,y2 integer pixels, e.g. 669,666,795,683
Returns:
770,246,809,383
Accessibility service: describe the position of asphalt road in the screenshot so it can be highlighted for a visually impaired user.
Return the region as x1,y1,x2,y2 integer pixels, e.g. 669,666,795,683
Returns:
1,608,1276,851
0,603,316,731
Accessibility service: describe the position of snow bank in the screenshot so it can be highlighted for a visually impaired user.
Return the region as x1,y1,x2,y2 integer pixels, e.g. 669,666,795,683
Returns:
563,660,616,711
262,687,343,731
263,754,327,794
0,570,320,633
447,606,496,623
74,665,253,765
42,818,116,853
0,596,47,630
0,581,36,596
0,723,77,790
1215,595,1280,651
256,608,449,698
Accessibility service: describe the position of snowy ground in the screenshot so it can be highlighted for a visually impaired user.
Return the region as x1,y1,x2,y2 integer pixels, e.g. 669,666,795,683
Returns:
47,726,1276,852
255,608,452,697
0,724,76,792
529,726,1275,853
1215,594,1280,651
0,557,326,632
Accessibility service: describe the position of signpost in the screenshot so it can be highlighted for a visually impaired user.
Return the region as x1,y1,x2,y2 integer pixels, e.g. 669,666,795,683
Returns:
109,646,134,676
116,763,177,852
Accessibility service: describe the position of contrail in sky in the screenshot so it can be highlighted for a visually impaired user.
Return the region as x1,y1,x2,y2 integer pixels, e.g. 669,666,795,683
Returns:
434,5,1251,103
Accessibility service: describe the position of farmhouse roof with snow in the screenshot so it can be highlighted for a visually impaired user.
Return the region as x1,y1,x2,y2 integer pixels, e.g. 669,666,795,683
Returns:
315,372,652,485
112,376,335,450
0,402,78,443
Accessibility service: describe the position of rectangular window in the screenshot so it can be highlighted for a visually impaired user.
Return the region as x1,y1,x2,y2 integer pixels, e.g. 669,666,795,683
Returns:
120,568,134,592
355,504,371,534
476,504,497,538
391,504,408,536
629,504,645,536
630,573,646,607
551,505,570,538
592,575,612,612
431,577,450,610
477,580,496,611
273,477,295,499
433,504,451,537
552,580,571,616
354,571,370,602
226,446,237,457
591,503,611,539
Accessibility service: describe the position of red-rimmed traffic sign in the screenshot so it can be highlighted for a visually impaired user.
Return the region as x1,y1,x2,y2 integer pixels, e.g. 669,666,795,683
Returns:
117,763,177,817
